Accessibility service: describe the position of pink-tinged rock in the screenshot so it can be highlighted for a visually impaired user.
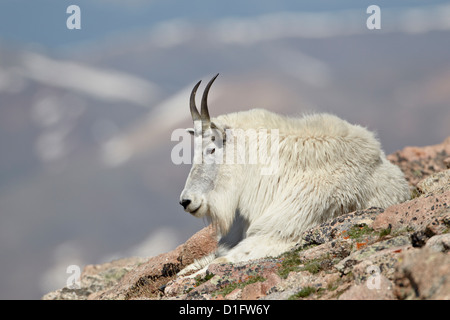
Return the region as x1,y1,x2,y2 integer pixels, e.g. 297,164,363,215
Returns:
212,294,226,300
299,238,352,261
339,275,395,300
164,277,196,297
261,272,282,293
81,256,145,278
241,272,282,300
88,225,217,299
444,157,450,169
225,288,242,300
372,190,450,233
206,259,281,283
179,225,218,264
186,274,224,297
241,282,265,300
387,136,450,187
425,233,450,252
416,169,450,194
394,247,450,300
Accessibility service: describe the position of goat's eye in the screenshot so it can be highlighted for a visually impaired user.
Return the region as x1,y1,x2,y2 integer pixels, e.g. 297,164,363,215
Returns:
206,148,216,155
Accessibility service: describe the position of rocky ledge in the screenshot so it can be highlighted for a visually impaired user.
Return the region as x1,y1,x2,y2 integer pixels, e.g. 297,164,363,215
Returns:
43,137,450,300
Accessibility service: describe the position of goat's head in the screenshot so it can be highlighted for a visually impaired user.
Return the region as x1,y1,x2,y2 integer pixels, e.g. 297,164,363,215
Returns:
179,74,229,218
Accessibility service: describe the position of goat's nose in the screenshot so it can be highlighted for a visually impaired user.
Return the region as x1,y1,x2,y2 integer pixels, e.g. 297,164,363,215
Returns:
179,199,191,209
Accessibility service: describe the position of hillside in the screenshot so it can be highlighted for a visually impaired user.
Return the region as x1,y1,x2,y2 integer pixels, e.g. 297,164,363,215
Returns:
43,136,450,300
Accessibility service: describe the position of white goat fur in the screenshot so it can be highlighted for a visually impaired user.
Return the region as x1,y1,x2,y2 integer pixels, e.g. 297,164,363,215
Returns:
179,108,410,276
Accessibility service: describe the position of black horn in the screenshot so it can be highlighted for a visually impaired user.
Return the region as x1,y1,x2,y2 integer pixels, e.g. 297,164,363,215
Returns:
201,73,219,131
190,80,202,122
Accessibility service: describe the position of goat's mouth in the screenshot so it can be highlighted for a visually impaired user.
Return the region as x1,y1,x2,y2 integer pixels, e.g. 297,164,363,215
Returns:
186,201,208,217
188,205,201,215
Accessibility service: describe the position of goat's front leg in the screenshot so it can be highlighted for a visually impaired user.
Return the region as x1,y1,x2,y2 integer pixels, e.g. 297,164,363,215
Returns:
220,234,296,263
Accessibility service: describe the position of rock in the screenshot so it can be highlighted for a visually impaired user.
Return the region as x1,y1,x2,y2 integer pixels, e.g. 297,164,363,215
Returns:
163,277,197,298
261,272,283,293
394,248,450,300
238,271,282,300
410,231,428,248
299,238,352,262
42,256,145,300
444,157,450,169
387,136,450,187
241,282,265,300
417,169,450,194
205,259,281,281
300,207,384,246
334,236,412,278
425,233,450,253
167,259,283,300
338,275,395,300
239,273,283,299
43,225,217,300
224,288,242,300
372,190,450,234
179,225,218,265
263,271,315,300
93,225,217,299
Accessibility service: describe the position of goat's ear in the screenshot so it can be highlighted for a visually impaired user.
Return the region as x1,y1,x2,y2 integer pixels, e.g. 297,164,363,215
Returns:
186,128,195,135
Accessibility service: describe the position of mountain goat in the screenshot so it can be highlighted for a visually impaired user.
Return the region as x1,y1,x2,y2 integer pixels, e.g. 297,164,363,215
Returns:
178,74,410,276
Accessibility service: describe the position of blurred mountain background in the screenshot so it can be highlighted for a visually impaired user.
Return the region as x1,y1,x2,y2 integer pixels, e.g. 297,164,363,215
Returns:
0,0,449,299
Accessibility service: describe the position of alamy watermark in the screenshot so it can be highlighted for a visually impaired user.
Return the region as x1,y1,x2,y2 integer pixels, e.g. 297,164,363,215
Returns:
66,5,81,30
171,128,279,175
366,265,382,290
367,5,381,30
66,264,81,289
65,5,380,31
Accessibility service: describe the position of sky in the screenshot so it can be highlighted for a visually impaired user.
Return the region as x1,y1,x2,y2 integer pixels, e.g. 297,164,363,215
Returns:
0,0,447,49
